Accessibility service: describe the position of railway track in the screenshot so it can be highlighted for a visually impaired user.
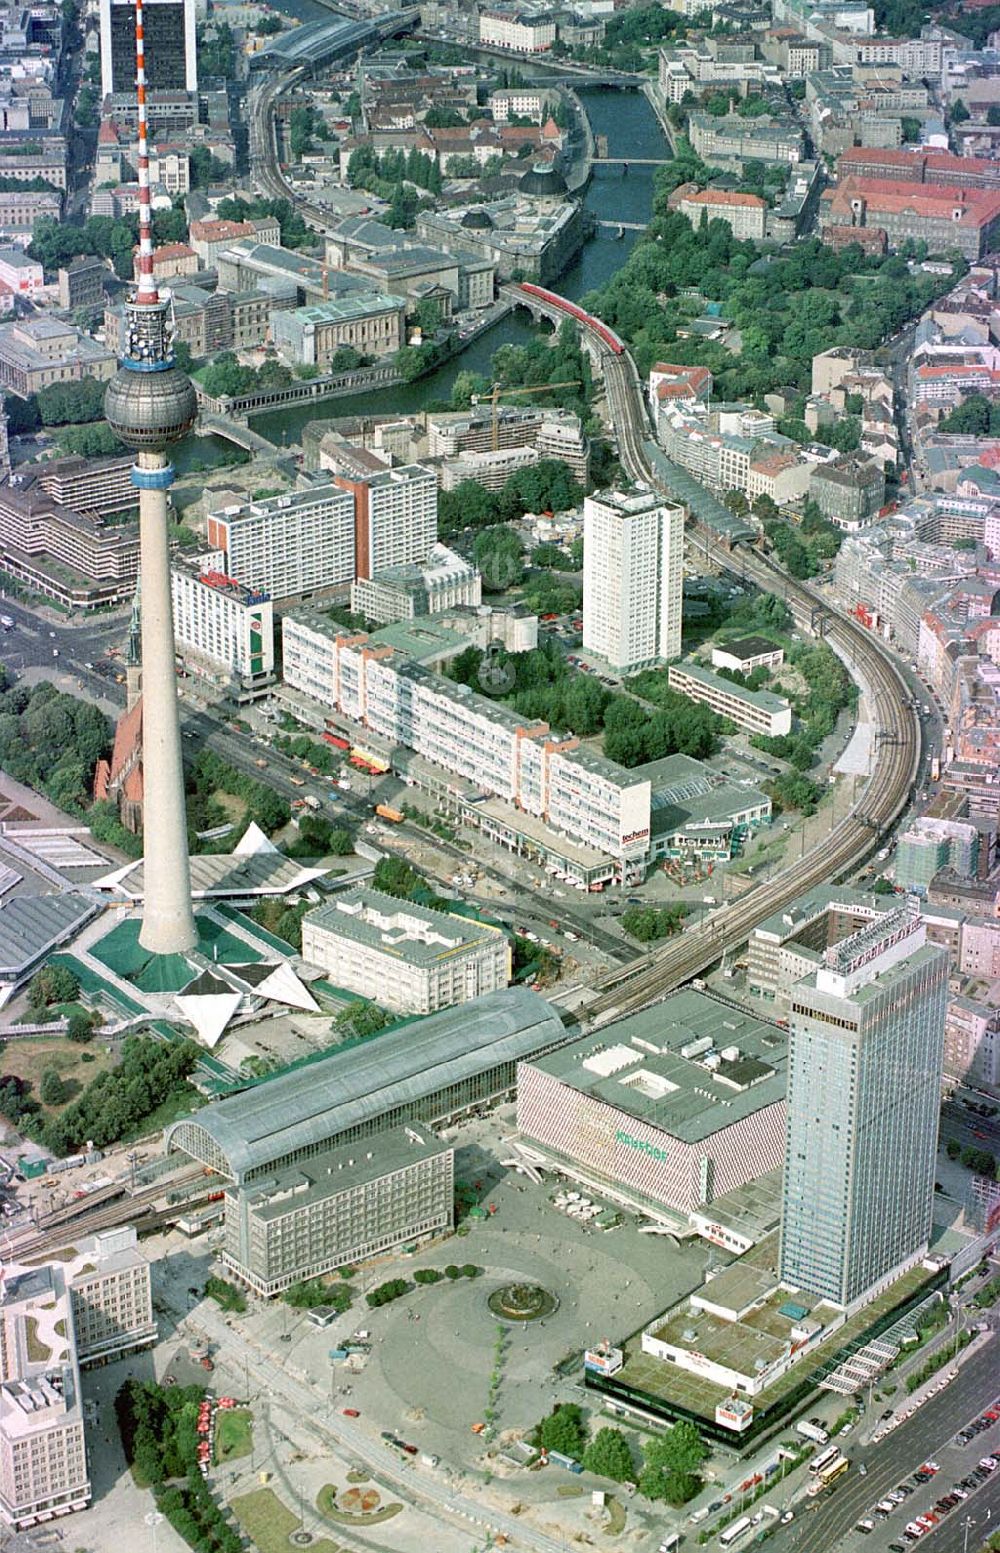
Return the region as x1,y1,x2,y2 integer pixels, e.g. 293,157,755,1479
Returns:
10,1168,210,1260
573,334,921,1020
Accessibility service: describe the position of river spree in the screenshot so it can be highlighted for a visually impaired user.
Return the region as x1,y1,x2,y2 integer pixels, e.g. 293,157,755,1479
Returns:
251,85,669,443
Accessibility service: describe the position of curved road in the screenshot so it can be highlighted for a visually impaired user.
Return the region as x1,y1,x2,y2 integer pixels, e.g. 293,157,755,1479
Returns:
506,288,921,1020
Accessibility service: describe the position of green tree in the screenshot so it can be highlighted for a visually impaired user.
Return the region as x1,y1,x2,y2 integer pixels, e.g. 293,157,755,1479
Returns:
450,370,490,408
333,1002,391,1039
284,1279,350,1311
67,1011,96,1044
27,964,80,1012
946,1137,961,1161
373,856,424,899
536,1403,587,1458
639,1422,707,1504
582,1427,635,1482
40,1070,69,1106
622,905,689,943
289,104,317,159
474,526,524,592
960,1145,996,1177
56,422,124,458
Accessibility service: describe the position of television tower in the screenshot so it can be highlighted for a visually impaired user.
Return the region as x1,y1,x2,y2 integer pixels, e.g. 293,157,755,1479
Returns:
104,0,198,954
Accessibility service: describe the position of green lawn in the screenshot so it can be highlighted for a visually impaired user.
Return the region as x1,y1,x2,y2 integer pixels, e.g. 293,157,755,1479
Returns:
214,1408,252,1465
230,1489,345,1553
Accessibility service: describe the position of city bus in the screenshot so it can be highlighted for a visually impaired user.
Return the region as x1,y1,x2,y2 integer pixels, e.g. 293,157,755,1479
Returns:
808,1446,841,1476
718,1518,752,1547
808,1456,849,1496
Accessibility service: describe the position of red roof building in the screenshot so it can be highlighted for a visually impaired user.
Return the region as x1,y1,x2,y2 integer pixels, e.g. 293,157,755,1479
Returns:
821,177,1000,260
93,698,144,834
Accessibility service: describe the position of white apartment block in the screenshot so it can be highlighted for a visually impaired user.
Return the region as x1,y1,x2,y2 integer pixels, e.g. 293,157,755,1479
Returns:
583,490,683,674
302,887,511,1013
668,662,793,736
0,1266,89,1530
206,486,355,602
282,612,653,877
489,88,549,121
335,464,437,580
68,1229,156,1367
172,565,275,692
479,9,557,51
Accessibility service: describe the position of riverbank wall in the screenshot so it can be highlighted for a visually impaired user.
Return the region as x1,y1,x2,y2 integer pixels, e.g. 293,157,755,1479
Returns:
642,78,679,156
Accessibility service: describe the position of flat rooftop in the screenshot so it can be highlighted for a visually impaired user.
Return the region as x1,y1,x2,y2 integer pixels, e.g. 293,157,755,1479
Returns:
671,661,791,715
714,635,784,660
752,885,881,943
524,989,787,1144
285,292,402,324
304,887,505,966
238,1125,451,1219
615,1255,938,1426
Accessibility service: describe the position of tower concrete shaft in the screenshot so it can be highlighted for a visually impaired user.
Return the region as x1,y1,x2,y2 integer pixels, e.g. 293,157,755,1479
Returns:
135,451,196,952
102,0,199,954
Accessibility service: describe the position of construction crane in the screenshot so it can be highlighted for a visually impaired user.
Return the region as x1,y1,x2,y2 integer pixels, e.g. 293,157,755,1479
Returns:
472,380,582,451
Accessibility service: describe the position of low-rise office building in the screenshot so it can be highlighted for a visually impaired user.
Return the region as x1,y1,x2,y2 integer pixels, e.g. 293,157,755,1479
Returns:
688,111,804,165
810,455,886,529
0,189,61,237
944,994,1000,1091
479,8,557,51
671,187,768,241
32,454,136,517
0,248,42,297
302,888,510,1014
641,752,772,863
0,480,138,610
895,817,979,894
667,661,793,737
223,1127,454,1296
710,637,785,675
350,544,481,625
0,318,116,398
747,886,893,1014
821,176,1000,261
57,257,107,311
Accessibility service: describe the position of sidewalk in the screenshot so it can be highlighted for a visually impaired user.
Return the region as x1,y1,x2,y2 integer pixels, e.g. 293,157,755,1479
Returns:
862,1328,993,1447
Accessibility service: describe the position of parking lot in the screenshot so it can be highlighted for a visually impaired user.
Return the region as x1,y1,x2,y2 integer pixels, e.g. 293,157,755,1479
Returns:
845,1408,1000,1551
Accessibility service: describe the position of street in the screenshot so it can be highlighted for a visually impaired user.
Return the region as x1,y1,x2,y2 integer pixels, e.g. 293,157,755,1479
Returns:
765,1341,1000,1553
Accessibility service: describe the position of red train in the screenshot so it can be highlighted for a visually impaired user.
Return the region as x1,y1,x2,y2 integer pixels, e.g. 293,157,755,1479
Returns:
516,282,625,355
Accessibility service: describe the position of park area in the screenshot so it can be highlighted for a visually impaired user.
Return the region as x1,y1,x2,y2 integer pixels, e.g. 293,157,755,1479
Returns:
214,1409,253,1466
231,1488,346,1553
0,1034,113,1117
